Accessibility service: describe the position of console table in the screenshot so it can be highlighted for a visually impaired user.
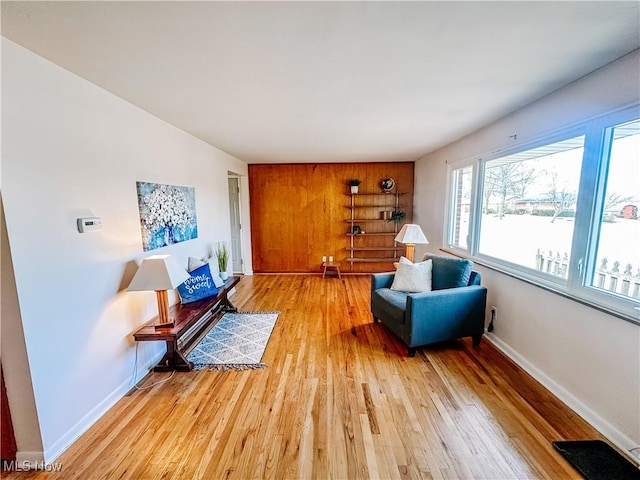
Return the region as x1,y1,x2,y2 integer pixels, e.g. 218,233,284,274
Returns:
133,276,241,372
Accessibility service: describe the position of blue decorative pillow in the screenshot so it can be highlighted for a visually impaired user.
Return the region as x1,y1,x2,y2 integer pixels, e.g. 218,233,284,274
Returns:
424,253,473,290
177,263,218,304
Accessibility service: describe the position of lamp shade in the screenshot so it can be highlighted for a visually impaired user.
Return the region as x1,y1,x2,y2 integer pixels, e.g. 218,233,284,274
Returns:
127,255,190,291
394,224,429,244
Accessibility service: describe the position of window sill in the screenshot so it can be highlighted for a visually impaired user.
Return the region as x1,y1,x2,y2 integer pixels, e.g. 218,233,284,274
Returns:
440,247,640,326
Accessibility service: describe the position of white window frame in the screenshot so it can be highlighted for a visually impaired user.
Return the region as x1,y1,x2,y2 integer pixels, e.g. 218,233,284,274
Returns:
445,162,479,251
443,104,640,324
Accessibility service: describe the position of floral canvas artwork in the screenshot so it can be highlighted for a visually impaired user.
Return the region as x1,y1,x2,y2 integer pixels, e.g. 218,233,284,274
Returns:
136,182,198,251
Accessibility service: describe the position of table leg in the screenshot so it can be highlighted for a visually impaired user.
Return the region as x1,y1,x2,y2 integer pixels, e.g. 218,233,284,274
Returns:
222,293,238,313
153,341,193,372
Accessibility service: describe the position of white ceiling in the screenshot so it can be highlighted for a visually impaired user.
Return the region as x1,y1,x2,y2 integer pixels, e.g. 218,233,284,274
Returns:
2,1,639,164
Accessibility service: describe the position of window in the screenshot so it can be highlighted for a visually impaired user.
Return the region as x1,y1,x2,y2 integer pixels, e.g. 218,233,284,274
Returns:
448,165,473,249
445,106,640,323
478,135,584,275
586,119,640,301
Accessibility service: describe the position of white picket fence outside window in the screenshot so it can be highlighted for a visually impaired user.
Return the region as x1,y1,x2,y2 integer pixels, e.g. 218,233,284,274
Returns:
535,249,640,299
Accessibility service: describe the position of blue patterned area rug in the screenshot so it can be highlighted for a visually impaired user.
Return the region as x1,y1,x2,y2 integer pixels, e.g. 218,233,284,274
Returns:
187,311,279,371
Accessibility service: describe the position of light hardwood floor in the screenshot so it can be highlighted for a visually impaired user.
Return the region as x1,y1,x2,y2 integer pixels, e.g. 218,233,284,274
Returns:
3,275,603,479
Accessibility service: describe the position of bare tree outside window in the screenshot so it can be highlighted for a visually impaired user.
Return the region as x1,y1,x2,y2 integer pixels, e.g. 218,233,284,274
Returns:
483,161,537,218
544,171,578,223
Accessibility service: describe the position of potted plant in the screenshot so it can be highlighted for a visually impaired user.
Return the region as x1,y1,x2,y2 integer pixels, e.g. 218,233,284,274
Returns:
215,241,230,280
388,208,406,224
348,179,361,194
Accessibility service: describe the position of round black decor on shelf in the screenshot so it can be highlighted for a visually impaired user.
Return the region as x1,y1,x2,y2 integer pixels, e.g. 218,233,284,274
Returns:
381,178,395,193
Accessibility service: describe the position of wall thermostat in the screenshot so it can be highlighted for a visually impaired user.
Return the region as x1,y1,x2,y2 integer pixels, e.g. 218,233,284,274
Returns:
77,217,102,233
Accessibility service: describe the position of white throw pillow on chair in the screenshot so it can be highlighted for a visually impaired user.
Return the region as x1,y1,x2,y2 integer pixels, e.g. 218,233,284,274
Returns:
390,256,433,293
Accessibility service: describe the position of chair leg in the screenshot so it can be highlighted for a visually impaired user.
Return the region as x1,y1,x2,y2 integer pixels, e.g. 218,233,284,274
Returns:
472,335,482,346
408,347,416,357
372,315,379,323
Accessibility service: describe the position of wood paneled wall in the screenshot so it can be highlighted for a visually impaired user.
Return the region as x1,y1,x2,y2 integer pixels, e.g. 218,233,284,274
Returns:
249,163,414,273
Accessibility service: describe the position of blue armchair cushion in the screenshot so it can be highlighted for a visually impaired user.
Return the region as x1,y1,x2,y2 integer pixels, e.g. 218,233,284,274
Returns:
372,288,409,325
425,253,473,290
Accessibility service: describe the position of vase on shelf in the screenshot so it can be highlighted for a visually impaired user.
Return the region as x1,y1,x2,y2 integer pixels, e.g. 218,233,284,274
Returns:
220,271,229,281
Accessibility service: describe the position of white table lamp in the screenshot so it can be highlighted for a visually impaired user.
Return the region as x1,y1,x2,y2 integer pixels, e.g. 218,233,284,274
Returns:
127,255,191,329
394,224,429,263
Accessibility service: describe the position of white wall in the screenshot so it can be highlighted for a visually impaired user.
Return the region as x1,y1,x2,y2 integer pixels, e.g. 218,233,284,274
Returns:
1,38,248,462
1,197,45,463
414,50,640,456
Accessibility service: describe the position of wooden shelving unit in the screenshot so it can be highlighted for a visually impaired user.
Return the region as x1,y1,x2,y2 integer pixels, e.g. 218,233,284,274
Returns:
346,192,409,268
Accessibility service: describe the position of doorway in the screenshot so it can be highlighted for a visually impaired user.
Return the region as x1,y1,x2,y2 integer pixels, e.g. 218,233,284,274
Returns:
228,177,243,274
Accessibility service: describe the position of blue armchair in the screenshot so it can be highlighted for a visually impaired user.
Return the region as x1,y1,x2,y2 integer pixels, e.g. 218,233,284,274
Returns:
371,254,487,357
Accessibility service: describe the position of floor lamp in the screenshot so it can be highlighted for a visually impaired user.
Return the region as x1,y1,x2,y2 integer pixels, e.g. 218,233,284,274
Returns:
394,224,429,263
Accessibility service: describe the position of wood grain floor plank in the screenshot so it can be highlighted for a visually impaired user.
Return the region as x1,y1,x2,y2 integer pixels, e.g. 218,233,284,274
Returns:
3,275,610,480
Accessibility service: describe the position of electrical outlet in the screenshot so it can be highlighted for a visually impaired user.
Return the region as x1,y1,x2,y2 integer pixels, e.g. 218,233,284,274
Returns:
322,256,327,263
488,306,497,332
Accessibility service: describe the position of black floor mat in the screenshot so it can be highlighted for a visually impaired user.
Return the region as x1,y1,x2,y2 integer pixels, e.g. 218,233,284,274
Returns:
553,440,640,480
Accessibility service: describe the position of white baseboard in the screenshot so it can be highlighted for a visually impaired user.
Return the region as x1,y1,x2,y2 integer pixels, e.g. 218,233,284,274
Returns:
41,347,165,463
485,333,640,467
